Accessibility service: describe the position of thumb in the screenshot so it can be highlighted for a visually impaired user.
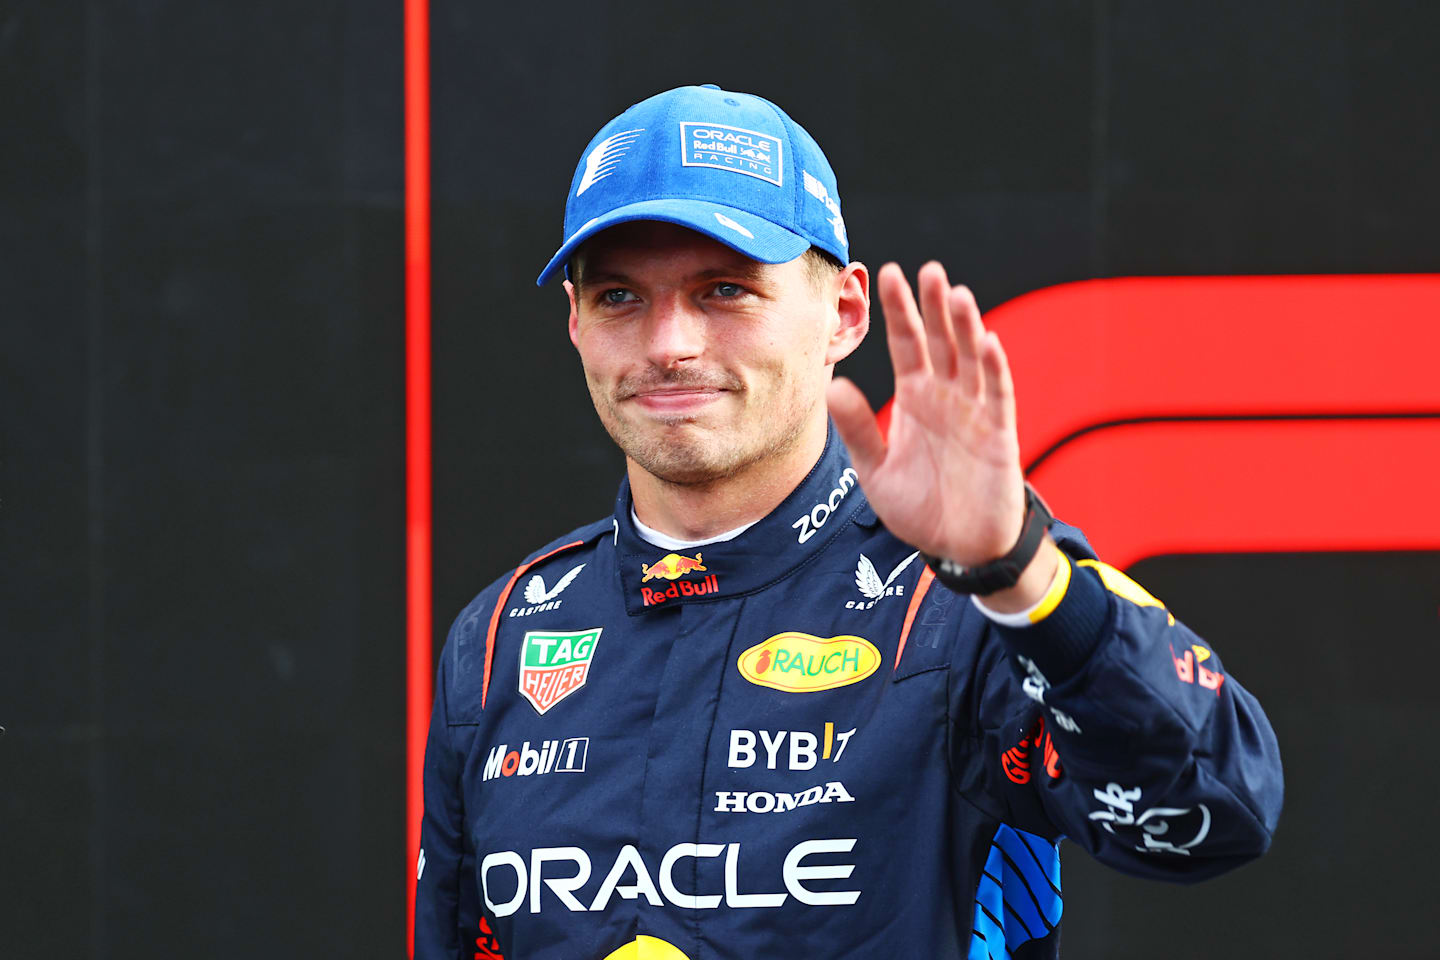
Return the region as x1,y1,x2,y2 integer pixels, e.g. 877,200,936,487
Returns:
827,377,887,477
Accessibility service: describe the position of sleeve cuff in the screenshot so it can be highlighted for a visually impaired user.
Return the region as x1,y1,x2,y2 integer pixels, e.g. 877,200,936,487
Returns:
988,548,1111,685
972,547,1073,627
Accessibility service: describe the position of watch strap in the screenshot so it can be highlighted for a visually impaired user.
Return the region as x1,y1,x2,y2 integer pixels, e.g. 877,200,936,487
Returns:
922,483,1054,595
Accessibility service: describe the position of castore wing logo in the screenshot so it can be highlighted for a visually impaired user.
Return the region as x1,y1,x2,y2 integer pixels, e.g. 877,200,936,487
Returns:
510,563,587,617
850,551,918,607
523,563,586,604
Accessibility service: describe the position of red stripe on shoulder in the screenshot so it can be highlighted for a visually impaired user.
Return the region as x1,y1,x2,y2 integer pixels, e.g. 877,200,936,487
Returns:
894,565,936,672
482,540,586,710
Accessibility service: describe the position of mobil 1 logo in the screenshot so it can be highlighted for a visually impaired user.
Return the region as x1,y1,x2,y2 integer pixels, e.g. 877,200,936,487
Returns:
483,738,590,781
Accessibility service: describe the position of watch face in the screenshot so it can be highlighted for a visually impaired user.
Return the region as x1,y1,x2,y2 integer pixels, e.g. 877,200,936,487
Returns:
1060,550,1440,958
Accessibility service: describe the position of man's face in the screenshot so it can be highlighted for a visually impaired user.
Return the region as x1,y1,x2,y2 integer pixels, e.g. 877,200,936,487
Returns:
567,221,863,486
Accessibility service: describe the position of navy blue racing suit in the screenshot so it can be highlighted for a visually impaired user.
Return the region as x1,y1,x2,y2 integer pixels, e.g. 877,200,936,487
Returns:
416,431,1283,959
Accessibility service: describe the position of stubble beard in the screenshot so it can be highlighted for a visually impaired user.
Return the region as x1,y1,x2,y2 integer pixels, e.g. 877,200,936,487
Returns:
588,367,814,488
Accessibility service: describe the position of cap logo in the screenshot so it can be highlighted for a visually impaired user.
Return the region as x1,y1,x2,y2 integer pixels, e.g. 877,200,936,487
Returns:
576,128,644,197
713,212,754,238
679,122,782,186
804,170,847,245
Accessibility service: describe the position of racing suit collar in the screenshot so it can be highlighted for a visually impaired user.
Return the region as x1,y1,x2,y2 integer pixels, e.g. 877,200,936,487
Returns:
614,424,875,615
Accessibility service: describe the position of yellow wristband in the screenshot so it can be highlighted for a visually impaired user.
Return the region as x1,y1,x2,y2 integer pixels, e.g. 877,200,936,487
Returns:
1027,545,1072,625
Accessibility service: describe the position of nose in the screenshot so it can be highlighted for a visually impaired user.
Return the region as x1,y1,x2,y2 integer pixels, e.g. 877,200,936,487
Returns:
643,295,706,369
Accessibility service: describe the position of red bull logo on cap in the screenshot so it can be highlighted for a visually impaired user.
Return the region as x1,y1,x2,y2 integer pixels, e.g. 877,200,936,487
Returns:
640,552,720,607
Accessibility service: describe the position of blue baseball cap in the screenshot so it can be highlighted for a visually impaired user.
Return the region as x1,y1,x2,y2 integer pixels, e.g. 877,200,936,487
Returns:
536,84,849,286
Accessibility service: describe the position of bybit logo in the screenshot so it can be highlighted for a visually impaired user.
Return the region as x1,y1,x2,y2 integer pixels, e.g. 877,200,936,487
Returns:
727,723,857,770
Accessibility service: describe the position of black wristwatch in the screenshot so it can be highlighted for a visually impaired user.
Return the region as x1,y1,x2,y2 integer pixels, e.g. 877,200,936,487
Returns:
922,483,1054,596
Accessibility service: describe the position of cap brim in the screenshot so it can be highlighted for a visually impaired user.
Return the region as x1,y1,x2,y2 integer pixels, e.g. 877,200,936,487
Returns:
535,198,812,286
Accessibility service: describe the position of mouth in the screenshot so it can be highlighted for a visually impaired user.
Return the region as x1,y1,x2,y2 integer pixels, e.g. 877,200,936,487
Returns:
628,387,727,415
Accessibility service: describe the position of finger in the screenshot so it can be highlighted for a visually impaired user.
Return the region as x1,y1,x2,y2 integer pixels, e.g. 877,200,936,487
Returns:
877,263,932,378
916,262,961,380
980,331,1017,434
826,377,887,477
948,283,985,395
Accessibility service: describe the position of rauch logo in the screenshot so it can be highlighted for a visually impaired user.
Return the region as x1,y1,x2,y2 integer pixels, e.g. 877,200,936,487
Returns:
518,628,602,715
736,632,881,693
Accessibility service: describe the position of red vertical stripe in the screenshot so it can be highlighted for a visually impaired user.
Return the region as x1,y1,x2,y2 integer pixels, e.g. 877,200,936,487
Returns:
404,0,430,952
893,566,935,673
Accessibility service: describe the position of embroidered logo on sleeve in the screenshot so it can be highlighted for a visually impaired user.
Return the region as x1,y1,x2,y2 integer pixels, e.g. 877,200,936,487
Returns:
1001,715,1063,784
1089,782,1212,856
1171,642,1226,694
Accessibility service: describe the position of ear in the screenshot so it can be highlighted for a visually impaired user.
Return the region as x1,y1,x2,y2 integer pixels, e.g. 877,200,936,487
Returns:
823,261,870,366
565,280,581,349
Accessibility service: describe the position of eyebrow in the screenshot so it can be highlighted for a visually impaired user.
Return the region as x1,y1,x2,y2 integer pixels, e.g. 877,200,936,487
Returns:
577,261,769,291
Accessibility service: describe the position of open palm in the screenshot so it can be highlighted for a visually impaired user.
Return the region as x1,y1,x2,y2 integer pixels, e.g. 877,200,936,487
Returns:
827,261,1026,567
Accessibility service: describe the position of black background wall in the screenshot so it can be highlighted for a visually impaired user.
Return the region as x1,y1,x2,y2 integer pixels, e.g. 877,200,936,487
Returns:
3,2,406,955
3,1,1437,958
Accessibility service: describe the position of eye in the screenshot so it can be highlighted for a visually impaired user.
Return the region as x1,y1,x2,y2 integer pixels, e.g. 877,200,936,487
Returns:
713,282,745,298
600,288,637,305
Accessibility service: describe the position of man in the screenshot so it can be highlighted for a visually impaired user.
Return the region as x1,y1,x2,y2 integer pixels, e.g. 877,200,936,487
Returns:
416,84,1282,960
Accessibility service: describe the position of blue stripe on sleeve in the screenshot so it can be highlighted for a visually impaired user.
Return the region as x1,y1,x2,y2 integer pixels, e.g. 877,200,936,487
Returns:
1018,828,1064,896
970,899,1009,960
968,825,1064,959
996,826,1063,929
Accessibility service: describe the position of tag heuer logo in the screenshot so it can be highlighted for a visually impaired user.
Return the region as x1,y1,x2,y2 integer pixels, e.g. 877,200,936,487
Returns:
519,628,602,715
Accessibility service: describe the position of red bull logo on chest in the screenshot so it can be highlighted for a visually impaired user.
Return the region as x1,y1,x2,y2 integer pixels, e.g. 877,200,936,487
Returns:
642,551,706,581
640,552,720,607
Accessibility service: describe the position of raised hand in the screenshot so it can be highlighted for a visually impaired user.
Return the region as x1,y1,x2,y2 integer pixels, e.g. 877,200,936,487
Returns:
827,261,1043,596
